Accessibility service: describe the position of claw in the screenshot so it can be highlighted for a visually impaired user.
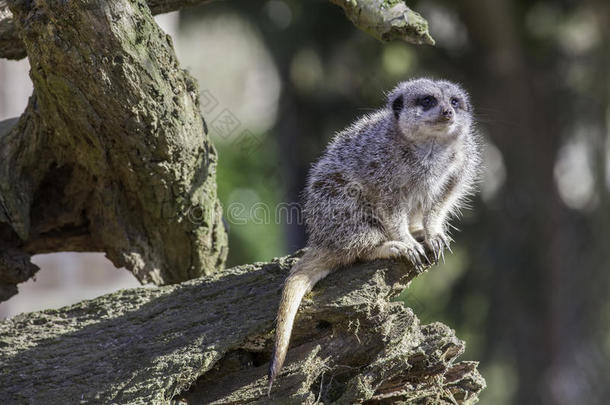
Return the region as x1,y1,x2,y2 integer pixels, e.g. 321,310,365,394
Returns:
416,244,431,266
424,232,454,266
407,249,424,273
427,238,440,265
389,240,430,272
415,253,422,267
423,253,431,265
407,251,416,265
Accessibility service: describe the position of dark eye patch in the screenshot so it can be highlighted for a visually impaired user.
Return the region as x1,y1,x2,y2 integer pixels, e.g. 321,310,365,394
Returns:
392,95,404,119
451,97,460,108
416,95,437,111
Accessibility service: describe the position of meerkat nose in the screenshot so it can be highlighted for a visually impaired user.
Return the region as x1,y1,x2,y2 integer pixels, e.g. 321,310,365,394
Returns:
442,108,454,120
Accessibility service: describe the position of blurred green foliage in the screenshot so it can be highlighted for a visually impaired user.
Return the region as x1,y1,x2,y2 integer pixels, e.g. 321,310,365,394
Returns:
215,136,285,267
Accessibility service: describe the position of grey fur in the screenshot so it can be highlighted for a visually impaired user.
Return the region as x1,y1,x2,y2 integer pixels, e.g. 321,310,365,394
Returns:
268,78,481,392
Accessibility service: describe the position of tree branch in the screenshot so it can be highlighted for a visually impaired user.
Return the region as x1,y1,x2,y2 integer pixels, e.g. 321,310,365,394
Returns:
0,254,485,404
0,0,433,60
330,0,434,45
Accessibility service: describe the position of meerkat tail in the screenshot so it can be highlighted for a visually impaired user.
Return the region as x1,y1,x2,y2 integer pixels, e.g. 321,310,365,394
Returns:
267,250,339,394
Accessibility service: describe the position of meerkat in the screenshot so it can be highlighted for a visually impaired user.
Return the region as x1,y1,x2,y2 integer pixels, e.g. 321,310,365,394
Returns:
267,78,480,392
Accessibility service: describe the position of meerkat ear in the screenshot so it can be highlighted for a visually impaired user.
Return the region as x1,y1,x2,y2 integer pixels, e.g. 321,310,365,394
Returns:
391,95,404,119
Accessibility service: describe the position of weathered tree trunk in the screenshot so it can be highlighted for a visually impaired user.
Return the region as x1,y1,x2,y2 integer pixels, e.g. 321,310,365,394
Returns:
0,253,485,404
0,0,229,301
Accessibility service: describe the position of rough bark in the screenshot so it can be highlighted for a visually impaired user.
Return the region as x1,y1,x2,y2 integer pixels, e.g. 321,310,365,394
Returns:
0,0,433,60
0,0,228,301
0,253,485,404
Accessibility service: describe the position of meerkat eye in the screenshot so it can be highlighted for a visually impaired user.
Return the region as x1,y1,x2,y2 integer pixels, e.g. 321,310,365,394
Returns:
451,97,460,108
417,95,437,110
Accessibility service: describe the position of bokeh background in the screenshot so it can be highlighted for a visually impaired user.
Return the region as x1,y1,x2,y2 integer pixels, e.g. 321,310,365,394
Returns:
1,1,609,404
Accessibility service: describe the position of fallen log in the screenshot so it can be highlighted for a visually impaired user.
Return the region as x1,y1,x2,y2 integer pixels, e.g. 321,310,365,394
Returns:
0,252,485,404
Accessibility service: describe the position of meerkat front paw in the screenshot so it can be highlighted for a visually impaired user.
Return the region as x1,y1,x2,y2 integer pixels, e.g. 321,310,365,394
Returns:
425,232,453,264
374,240,429,272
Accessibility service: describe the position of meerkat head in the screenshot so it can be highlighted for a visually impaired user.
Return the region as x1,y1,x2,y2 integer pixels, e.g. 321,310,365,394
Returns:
387,78,472,142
